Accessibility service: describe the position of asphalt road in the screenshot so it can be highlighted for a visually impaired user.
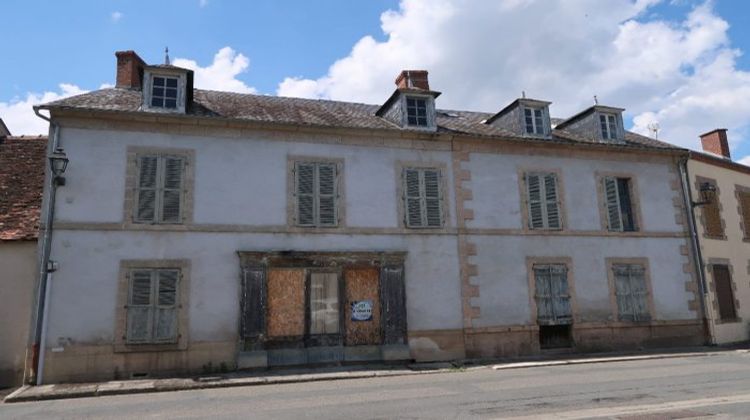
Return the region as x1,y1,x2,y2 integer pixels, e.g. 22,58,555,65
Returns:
3,351,750,419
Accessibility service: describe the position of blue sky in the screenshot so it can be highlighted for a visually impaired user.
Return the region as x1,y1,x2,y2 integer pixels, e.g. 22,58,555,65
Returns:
2,0,749,161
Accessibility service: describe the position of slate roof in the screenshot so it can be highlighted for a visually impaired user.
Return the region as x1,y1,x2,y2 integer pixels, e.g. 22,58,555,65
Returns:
40,88,679,151
0,135,47,241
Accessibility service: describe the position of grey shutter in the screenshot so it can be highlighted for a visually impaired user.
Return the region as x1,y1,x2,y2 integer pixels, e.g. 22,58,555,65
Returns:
423,169,442,227
550,265,571,324
241,268,266,346
381,265,407,344
317,163,337,226
127,270,154,343
604,177,623,231
154,270,179,342
613,265,635,321
404,169,423,227
544,174,561,229
629,265,650,321
161,157,184,223
527,174,544,229
136,156,158,222
296,163,315,226
534,266,554,324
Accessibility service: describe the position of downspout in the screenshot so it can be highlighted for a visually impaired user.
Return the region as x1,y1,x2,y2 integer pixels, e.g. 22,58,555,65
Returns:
29,106,61,385
678,155,716,345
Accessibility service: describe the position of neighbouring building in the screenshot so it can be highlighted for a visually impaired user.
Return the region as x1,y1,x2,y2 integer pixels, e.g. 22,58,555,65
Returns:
0,126,47,387
687,129,750,345
28,50,703,384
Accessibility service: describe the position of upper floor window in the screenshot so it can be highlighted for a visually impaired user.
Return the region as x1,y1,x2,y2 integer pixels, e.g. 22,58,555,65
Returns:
406,97,428,127
612,263,650,322
525,172,562,230
603,177,636,232
403,167,443,228
134,153,186,224
701,181,724,238
294,161,339,227
600,114,618,140
524,107,545,135
151,76,179,109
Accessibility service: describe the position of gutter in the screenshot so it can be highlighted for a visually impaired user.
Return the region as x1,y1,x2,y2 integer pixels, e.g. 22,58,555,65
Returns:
678,155,716,345
28,106,61,385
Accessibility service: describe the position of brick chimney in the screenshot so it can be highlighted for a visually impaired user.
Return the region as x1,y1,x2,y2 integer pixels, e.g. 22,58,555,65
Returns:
395,70,430,90
115,50,146,89
700,129,731,159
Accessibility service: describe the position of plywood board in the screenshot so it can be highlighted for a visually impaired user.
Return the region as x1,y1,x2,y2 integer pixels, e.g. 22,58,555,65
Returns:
267,268,305,338
344,267,381,346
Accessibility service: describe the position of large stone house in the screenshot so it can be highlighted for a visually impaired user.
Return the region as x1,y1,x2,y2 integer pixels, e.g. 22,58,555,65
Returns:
28,50,703,384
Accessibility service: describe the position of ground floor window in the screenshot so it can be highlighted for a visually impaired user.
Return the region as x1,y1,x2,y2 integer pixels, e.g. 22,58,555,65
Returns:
712,264,737,321
532,262,573,349
612,263,650,322
126,268,180,344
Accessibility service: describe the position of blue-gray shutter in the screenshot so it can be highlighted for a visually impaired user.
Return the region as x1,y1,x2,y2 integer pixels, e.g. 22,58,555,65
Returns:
614,264,650,321
296,163,315,226
423,169,442,227
404,169,422,227
127,270,154,343
136,156,158,222
154,270,179,342
527,174,544,229
317,163,337,226
544,174,561,229
381,265,407,344
604,177,623,231
161,157,184,223
534,264,571,325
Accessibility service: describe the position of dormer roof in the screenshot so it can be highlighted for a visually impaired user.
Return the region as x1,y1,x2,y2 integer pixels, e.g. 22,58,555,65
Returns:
484,98,551,125
555,104,625,130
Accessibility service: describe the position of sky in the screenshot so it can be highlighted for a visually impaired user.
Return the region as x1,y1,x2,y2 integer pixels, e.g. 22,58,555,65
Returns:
1,0,749,162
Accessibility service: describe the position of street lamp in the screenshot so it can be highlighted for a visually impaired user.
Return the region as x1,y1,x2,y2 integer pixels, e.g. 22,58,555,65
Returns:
48,147,69,186
692,182,716,207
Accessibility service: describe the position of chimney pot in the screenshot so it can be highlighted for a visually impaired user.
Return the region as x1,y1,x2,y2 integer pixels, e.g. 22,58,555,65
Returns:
699,129,731,159
395,70,430,91
115,50,146,89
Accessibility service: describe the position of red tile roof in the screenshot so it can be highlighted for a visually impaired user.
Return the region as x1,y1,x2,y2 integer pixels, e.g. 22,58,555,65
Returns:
0,135,47,241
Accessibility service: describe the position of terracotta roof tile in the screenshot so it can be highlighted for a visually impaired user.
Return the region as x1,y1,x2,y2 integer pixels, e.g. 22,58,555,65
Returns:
0,135,47,241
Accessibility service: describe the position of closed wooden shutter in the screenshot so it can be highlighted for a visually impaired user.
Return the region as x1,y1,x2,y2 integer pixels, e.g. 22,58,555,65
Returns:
604,177,623,231
423,169,442,227
613,264,650,322
404,169,423,227
703,192,724,237
381,265,407,344
534,264,571,325
404,168,442,228
317,163,337,226
161,157,184,223
127,270,154,343
713,265,736,321
241,268,266,343
527,173,561,230
544,174,561,229
740,192,750,238
527,174,544,229
295,162,338,227
154,270,179,342
136,156,159,222
296,163,315,226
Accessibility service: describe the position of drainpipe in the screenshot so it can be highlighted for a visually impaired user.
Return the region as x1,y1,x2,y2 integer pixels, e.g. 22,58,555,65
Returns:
678,155,716,345
29,106,61,385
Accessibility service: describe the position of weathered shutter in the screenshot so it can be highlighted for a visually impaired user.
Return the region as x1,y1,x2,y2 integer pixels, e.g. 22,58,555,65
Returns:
543,173,561,229
296,163,315,226
423,169,442,227
527,174,544,229
549,265,571,324
713,265,737,320
317,163,337,226
136,156,159,222
127,270,154,343
154,270,179,342
604,177,623,231
241,268,266,346
740,192,750,238
703,190,724,237
404,169,423,227
160,157,184,223
381,265,407,344
628,265,650,321
613,265,634,321
534,266,554,324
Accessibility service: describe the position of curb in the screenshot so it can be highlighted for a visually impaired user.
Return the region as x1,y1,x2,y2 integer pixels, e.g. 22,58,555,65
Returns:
491,351,716,370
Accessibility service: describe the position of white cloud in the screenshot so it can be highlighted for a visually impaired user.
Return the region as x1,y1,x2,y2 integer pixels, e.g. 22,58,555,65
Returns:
111,11,123,22
0,84,87,135
738,156,750,167
173,47,256,93
277,0,750,153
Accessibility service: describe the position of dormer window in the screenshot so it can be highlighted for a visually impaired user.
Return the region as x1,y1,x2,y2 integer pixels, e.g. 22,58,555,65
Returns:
406,97,428,127
600,114,618,140
151,76,179,109
524,107,545,135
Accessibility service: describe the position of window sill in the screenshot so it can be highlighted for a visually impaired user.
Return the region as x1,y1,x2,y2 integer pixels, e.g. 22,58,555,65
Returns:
715,317,742,325
703,235,728,241
114,341,186,353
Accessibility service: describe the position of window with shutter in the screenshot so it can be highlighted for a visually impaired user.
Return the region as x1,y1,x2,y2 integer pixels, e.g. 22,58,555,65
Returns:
294,161,339,227
126,268,180,344
533,264,572,325
403,167,443,228
526,172,562,230
134,154,186,224
603,176,636,232
702,186,724,238
712,265,737,321
612,264,650,322
739,191,750,239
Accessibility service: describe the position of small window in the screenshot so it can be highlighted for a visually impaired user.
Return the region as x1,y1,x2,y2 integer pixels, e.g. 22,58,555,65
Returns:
294,161,338,227
403,167,443,228
533,264,572,326
524,107,545,135
151,76,179,109
712,265,737,321
600,114,618,140
126,268,180,344
603,177,636,232
526,172,561,230
135,154,186,224
612,264,650,322
405,97,428,127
